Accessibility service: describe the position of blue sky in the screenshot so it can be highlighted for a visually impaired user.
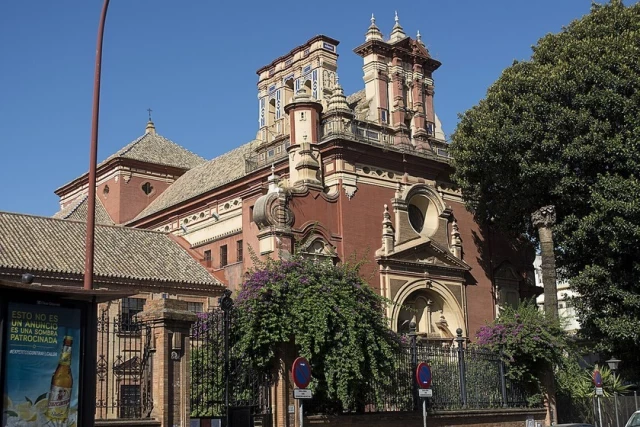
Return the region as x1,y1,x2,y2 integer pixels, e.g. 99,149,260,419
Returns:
0,1,632,217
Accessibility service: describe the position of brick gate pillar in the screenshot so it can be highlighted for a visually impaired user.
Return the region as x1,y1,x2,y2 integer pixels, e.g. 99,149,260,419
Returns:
271,342,297,427
138,298,197,427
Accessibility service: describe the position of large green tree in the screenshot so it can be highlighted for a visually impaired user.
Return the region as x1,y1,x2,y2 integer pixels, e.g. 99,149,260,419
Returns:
450,0,640,373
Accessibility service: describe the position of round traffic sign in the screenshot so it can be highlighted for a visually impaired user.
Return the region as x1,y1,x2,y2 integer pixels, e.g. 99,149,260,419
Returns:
416,362,432,389
292,357,312,389
593,369,603,388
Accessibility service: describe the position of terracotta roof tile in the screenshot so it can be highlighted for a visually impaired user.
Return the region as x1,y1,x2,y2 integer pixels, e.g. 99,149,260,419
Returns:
101,131,206,170
0,212,220,287
53,195,114,225
133,140,259,221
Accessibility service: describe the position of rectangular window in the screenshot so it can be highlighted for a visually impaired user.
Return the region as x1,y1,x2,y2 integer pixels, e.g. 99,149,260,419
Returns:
187,302,204,313
119,385,141,419
220,245,228,267
237,240,243,262
250,206,254,222
121,298,145,332
381,109,388,123
204,250,212,268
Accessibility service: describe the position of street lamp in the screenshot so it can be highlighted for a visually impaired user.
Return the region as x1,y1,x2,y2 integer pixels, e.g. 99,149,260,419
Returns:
606,356,622,374
606,357,622,427
83,0,110,290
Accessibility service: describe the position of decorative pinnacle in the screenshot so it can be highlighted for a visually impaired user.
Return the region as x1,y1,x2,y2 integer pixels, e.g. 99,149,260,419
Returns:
395,11,399,24
366,12,383,41
417,30,422,41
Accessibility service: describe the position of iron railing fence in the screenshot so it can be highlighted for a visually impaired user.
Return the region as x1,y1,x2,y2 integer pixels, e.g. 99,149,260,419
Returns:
305,337,534,415
190,302,272,425
95,311,153,421
189,292,535,421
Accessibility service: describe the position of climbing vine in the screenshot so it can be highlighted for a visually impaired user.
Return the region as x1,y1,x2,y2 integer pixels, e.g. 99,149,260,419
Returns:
234,254,401,411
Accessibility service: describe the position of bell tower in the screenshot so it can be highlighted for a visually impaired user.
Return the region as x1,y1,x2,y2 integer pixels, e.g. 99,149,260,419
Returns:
353,13,442,148
256,35,340,144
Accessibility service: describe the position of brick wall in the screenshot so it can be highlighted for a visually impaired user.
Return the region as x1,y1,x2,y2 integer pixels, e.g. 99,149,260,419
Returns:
305,408,547,427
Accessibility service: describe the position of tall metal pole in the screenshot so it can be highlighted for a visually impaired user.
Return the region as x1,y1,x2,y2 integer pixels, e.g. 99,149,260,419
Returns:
409,321,418,411
84,0,110,290
455,328,467,408
219,290,233,427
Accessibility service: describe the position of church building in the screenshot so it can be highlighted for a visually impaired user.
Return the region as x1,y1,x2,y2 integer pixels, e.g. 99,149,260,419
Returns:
49,14,538,342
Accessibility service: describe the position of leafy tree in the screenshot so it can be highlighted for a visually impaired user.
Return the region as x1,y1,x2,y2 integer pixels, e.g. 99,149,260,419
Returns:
234,255,401,412
450,0,640,371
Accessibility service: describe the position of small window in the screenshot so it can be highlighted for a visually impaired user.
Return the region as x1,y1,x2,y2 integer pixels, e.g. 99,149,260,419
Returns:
142,182,153,195
103,185,110,196
380,109,388,123
121,298,145,331
204,250,211,261
300,112,306,121
249,206,254,222
187,302,204,313
220,245,228,267
119,385,141,418
268,149,275,158
237,240,243,262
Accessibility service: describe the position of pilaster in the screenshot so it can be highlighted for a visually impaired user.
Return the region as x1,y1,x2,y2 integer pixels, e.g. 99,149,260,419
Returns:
137,299,197,427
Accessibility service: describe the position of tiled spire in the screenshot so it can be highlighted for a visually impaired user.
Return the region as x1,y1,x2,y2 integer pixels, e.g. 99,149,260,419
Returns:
327,77,350,111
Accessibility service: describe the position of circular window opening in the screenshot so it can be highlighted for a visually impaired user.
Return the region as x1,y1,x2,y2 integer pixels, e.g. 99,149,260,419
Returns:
103,185,110,196
407,195,439,237
363,167,370,174
142,182,154,195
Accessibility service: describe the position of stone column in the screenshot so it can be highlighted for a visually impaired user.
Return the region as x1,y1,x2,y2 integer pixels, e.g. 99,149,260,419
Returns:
531,205,558,320
137,298,197,427
531,205,559,427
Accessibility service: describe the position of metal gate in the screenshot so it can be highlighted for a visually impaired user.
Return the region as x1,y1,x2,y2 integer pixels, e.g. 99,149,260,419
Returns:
190,290,272,427
95,310,153,421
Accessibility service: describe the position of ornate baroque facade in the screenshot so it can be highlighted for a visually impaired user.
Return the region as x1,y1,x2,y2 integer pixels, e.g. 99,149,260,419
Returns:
51,15,538,342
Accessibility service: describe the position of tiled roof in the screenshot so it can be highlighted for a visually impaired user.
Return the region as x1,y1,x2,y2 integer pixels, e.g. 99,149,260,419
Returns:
131,91,364,222
100,129,206,170
0,212,220,287
132,140,259,221
53,195,114,225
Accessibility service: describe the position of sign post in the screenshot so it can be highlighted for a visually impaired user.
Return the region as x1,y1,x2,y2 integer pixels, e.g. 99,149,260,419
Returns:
292,357,312,427
416,362,432,427
593,368,603,427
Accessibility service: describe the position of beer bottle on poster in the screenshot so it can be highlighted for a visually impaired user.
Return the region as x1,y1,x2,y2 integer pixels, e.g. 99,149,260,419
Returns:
46,336,73,421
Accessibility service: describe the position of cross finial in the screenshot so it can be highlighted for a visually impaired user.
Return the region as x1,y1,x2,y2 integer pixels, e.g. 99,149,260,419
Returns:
147,108,153,122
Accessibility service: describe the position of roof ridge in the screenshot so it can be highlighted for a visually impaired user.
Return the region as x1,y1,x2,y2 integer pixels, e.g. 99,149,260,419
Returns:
129,139,261,223
59,195,88,219
1,210,167,235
